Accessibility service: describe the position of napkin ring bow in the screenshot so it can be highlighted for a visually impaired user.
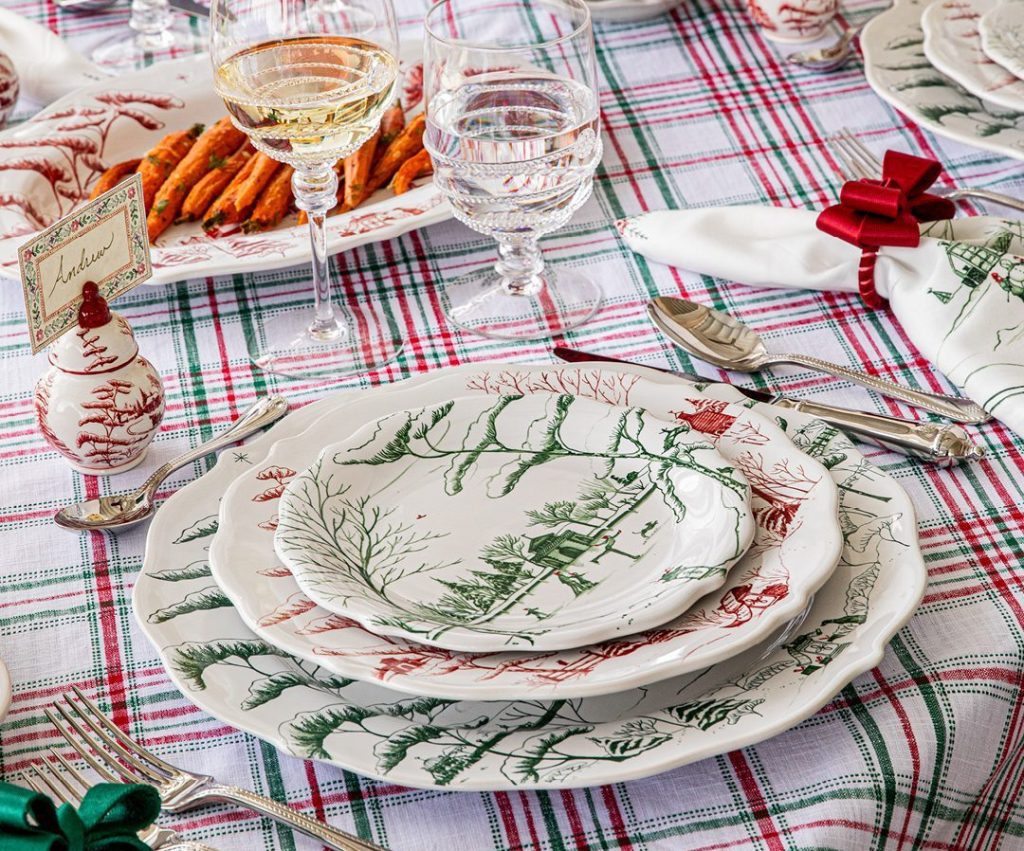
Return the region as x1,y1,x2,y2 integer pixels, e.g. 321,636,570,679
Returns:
816,150,955,308
0,781,160,850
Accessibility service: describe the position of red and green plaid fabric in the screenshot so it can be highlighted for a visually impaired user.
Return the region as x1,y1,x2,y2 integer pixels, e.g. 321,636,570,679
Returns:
3,0,1024,848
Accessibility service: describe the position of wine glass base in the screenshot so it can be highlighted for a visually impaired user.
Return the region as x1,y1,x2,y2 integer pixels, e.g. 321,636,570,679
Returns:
443,265,602,341
252,309,402,380
91,22,206,71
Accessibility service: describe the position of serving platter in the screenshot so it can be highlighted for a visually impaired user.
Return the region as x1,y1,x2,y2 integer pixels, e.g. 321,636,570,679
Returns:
862,0,1024,160
272,393,754,652
133,363,925,790
209,367,840,700
0,51,449,287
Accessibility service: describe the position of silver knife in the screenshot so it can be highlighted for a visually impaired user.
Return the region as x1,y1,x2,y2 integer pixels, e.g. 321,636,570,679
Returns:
552,347,985,465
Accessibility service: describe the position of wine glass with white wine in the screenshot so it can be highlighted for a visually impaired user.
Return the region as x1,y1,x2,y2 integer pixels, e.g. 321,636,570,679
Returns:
424,0,603,340
210,0,402,378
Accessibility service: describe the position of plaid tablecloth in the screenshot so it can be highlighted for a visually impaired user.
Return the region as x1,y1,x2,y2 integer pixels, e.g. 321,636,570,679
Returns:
3,0,1024,848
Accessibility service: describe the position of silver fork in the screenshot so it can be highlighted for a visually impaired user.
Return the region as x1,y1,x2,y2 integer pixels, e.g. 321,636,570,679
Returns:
830,128,1024,213
24,753,217,851
46,686,388,851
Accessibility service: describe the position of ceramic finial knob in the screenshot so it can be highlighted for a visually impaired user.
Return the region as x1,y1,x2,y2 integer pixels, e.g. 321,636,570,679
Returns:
34,281,165,475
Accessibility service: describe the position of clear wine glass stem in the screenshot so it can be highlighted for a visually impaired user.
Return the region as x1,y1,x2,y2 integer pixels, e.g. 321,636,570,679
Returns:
129,0,174,48
495,237,545,297
292,164,344,341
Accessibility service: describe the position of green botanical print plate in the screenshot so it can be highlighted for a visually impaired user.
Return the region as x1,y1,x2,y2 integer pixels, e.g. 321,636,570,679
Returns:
273,393,755,652
208,370,841,701
862,0,1024,160
133,364,926,791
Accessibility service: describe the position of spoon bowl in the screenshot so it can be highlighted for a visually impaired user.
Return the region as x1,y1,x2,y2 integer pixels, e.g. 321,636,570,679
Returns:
649,297,991,424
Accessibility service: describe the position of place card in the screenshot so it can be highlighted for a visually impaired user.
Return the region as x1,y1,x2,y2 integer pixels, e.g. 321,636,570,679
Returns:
19,174,151,354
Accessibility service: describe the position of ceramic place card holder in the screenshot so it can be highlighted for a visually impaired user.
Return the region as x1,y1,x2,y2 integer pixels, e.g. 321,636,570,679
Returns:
21,174,162,474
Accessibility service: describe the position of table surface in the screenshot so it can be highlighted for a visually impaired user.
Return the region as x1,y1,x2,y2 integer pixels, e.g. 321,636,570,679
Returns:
3,1,1024,849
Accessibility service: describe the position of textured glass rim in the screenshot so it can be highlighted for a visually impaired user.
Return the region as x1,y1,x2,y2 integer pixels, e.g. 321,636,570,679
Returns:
423,0,592,53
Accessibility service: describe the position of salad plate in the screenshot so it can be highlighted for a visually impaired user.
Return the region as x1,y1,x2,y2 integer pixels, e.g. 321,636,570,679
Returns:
134,363,925,790
0,51,448,287
862,0,1024,161
921,0,1024,113
271,392,755,652
980,0,1024,82
211,366,840,700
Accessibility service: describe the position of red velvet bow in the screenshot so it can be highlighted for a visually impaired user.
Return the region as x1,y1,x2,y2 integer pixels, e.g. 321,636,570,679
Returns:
816,150,956,308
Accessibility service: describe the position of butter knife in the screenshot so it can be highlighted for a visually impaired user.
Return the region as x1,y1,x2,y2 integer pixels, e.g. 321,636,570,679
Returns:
552,347,985,465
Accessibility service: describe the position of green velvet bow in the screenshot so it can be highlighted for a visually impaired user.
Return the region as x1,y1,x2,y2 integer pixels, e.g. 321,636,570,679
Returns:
0,781,161,850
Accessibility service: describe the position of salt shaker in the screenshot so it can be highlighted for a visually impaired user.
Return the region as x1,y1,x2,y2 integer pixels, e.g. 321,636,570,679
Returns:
35,282,165,474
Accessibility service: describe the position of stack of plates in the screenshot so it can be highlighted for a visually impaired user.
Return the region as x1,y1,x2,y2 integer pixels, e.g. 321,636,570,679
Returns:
133,363,926,791
863,0,1024,159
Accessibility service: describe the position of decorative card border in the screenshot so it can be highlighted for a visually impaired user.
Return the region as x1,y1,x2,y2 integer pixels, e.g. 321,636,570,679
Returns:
19,173,151,354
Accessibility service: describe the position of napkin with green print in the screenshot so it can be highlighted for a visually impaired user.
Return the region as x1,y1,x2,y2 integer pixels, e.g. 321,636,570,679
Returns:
619,207,1024,438
0,781,160,850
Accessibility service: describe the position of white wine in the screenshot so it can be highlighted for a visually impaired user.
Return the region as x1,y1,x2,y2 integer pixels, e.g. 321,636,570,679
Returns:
215,35,397,165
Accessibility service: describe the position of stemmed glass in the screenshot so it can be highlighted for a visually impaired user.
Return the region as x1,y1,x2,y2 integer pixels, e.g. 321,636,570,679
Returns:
91,1,205,71
423,0,603,340
209,0,402,378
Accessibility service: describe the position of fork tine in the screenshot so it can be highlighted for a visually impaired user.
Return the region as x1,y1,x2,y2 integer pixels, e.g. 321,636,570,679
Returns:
46,707,129,784
47,703,157,786
51,751,93,798
831,134,875,180
840,128,884,174
835,130,880,179
58,697,165,784
69,685,177,777
32,760,84,806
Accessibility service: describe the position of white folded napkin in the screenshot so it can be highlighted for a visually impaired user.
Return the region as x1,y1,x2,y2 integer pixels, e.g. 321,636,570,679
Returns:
619,206,1024,436
0,9,102,106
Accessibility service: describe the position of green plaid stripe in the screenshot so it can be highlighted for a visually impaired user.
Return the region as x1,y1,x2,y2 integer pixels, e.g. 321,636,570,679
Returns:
3,0,1024,847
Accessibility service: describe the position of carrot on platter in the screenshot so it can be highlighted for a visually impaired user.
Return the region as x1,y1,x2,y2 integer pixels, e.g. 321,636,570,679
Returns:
89,159,142,200
365,112,425,195
135,124,203,211
243,165,295,232
147,117,248,241
178,142,254,223
339,130,380,213
377,104,405,151
390,148,433,195
202,152,281,231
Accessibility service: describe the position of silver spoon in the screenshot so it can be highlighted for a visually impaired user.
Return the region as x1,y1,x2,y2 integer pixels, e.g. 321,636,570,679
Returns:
786,22,864,72
648,297,991,424
54,395,289,532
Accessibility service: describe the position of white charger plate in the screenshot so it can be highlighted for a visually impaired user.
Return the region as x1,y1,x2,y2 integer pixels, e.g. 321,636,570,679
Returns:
863,0,1024,160
0,51,449,286
980,0,1024,82
210,366,840,700
922,0,1024,112
272,392,755,652
133,363,925,791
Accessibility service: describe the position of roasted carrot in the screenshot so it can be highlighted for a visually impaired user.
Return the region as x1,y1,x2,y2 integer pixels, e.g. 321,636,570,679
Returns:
339,130,380,213
390,148,433,195
135,124,203,211
365,113,425,195
178,142,253,223
202,152,281,231
243,165,295,232
89,159,142,200
147,117,248,241
377,104,405,151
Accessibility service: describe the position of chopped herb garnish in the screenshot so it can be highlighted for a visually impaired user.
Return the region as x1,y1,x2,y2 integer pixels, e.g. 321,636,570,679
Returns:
146,155,163,166
154,199,169,213
208,154,227,170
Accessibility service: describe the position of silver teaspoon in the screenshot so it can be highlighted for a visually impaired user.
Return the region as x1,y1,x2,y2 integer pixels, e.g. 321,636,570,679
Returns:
648,297,991,424
54,395,289,532
786,22,863,72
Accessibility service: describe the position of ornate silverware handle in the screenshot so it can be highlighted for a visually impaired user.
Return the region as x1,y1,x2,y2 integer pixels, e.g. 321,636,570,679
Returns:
776,354,990,424
206,786,389,851
137,396,290,499
945,188,1024,213
771,396,985,464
